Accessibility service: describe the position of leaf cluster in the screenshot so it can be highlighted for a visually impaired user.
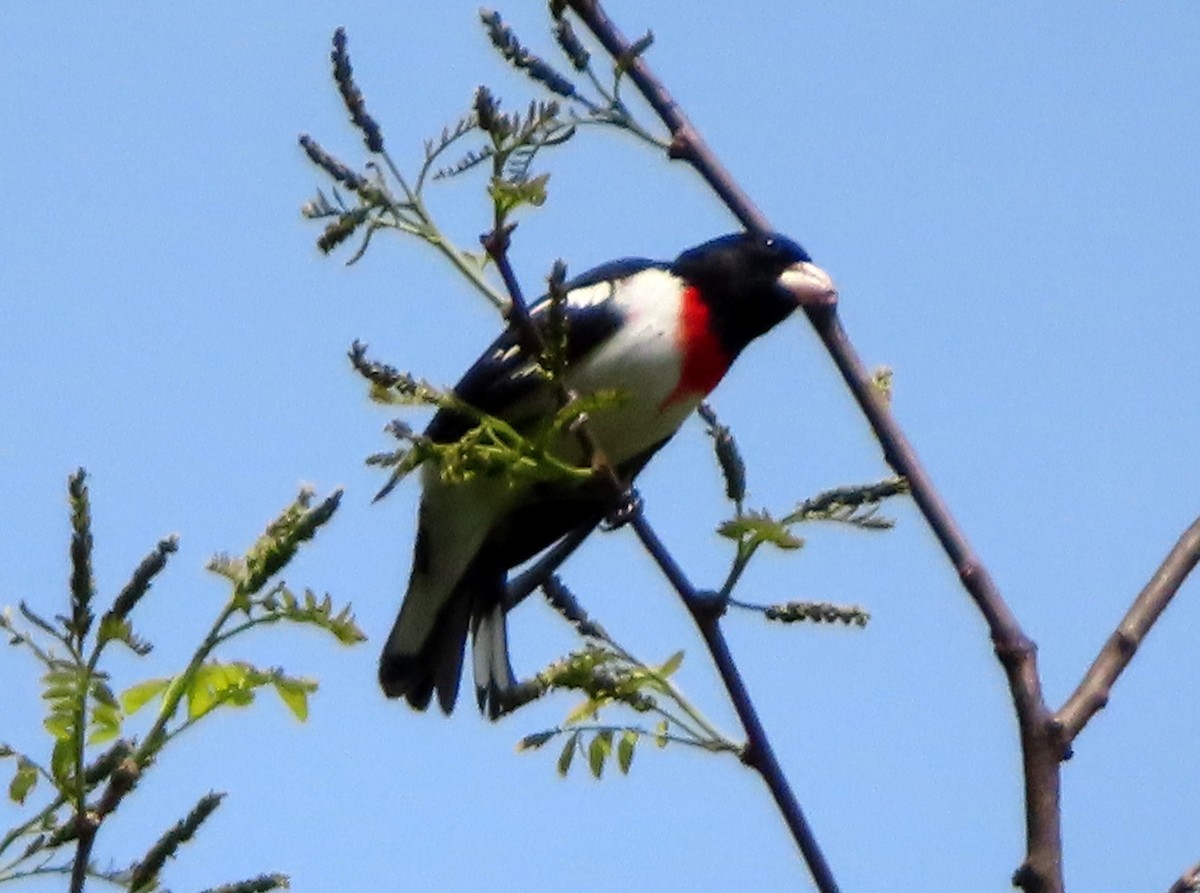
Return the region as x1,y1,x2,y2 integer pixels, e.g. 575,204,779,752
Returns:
1,473,361,891
299,11,667,307
698,402,905,614
351,341,626,502
516,640,739,780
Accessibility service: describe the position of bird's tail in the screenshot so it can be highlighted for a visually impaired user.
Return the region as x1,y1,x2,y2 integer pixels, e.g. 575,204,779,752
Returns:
470,600,516,719
379,564,514,718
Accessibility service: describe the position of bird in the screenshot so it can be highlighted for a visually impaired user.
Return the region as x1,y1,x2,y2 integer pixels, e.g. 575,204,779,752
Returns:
379,231,836,718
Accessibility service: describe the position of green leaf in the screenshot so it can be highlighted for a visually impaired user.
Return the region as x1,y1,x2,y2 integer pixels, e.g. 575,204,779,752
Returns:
557,731,579,777
658,650,684,678
8,758,38,804
88,700,122,745
587,730,612,779
97,614,153,655
271,675,317,722
617,730,637,774
654,720,669,748
122,677,172,715
186,662,265,721
564,697,600,726
488,172,550,215
50,739,74,784
546,388,628,437
43,712,72,741
259,585,367,646
718,511,804,550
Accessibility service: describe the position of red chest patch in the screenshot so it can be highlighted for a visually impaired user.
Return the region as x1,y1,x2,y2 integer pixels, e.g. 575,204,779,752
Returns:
661,286,731,409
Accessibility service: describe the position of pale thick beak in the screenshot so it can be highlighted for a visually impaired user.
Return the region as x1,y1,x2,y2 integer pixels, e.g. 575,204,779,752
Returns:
779,261,838,308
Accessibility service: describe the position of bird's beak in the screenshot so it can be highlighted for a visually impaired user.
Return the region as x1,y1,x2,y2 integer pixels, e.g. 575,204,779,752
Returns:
779,261,837,309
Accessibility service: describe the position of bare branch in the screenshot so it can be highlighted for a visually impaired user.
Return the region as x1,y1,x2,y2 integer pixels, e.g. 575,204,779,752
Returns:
627,512,841,893
1168,861,1200,893
564,1,768,234
1055,517,1200,744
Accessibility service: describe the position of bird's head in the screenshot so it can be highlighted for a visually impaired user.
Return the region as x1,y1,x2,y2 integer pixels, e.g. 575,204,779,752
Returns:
671,232,836,357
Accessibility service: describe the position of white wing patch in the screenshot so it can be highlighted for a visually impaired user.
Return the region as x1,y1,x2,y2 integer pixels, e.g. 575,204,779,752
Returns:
564,279,616,309
491,343,522,363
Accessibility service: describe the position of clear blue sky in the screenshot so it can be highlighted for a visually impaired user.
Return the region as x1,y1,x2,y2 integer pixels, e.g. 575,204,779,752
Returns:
3,3,1199,891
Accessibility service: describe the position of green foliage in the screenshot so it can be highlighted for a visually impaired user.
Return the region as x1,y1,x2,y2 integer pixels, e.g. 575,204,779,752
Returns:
697,403,906,610
0,473,362,890
300,12,668,307
350,340,630,505
514,632,741,779
718,511,805,552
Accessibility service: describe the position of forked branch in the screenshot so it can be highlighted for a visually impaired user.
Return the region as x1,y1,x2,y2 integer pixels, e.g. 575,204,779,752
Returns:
562,2,1200,891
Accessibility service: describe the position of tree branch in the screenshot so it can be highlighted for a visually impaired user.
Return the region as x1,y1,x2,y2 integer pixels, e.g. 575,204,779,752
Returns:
563,2,769,234
564,1,1067,888
1168,861,1200,893
628,511,841,893
1055,517,1200,744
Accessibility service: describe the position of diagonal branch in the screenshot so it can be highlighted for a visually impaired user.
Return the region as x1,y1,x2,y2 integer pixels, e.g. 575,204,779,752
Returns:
1168,861,1200,893
565,1,770,235
563,1,1064,889
628,512,841,893
1055,517,1200,744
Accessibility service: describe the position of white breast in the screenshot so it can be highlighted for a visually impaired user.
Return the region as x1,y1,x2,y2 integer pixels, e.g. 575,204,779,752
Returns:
563,268,697,465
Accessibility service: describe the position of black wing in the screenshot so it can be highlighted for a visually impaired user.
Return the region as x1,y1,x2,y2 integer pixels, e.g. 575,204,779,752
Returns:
426,258,669,444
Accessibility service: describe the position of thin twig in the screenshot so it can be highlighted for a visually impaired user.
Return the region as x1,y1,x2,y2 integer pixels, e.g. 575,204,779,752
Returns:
68,821,96,893
504,522,595,611
479,224,627,596
627,512,841,893
1168,861,1200,893
1055,517,1200,744
481,225,617,477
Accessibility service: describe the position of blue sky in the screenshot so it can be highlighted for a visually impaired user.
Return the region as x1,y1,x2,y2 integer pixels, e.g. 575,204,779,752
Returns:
3,3,1199,891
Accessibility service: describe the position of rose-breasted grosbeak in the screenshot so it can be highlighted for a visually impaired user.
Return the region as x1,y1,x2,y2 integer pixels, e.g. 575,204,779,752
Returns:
380,231,836,717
